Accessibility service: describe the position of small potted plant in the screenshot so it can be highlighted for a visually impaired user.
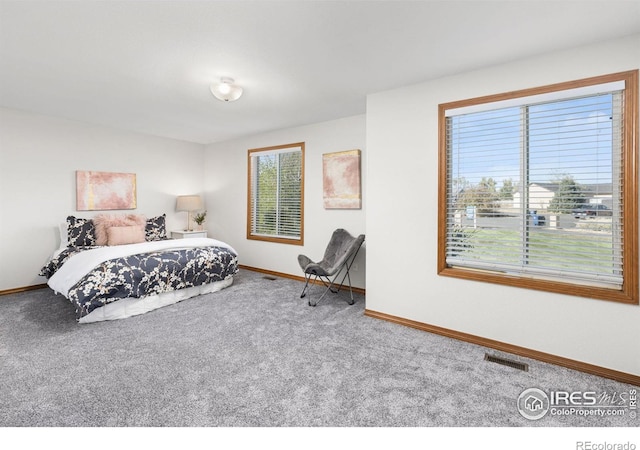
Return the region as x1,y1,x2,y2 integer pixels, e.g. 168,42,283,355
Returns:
193,211,207,230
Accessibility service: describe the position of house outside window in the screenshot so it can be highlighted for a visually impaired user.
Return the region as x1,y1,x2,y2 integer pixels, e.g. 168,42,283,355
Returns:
247,142,305,245
438,71,638,304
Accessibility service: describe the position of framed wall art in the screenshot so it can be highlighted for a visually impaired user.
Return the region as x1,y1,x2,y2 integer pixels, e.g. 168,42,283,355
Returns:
322,149,361,209
76,170,137,211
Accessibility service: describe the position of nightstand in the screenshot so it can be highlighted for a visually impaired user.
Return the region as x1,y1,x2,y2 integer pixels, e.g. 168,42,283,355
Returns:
171,230,208,239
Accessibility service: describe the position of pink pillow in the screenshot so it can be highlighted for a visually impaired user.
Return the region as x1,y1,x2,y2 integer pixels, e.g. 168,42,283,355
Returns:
107,225,146,246
94,214,146,246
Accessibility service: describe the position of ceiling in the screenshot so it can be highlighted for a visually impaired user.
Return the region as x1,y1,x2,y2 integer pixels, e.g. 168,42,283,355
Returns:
1,1,639,145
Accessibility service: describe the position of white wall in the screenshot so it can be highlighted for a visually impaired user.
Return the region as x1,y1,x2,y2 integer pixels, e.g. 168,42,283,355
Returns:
0,108,204,290
366,34,640,376
203,115,366,289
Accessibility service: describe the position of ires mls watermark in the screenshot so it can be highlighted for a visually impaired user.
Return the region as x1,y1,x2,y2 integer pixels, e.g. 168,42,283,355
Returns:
517,387,637,421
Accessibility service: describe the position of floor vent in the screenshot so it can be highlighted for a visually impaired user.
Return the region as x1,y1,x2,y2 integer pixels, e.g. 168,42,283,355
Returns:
262,276,278,281
484,354,529,372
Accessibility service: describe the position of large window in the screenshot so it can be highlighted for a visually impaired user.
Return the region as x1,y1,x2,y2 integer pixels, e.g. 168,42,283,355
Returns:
247,142,304,245
438,71,638,304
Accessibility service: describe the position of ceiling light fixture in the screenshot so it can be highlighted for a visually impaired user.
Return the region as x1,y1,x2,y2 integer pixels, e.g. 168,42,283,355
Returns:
210,77,243,102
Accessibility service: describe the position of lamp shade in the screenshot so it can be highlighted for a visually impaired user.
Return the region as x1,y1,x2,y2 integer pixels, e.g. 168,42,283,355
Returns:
176,195,203,212
210,77,243,102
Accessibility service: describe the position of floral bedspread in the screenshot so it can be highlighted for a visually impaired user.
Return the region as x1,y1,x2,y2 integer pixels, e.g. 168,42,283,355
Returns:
40,244,238,319
39,246,102,279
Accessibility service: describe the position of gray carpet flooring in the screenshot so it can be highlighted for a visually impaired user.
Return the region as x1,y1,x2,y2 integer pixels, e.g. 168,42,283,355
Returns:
0,269,636,427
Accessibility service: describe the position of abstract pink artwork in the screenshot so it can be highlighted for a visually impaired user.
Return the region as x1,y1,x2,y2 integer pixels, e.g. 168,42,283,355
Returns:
322,149,361,209
76,171,137,211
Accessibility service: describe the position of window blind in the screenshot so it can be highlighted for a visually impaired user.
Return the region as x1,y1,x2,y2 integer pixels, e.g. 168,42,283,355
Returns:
249,146,302,240
445,89,624,288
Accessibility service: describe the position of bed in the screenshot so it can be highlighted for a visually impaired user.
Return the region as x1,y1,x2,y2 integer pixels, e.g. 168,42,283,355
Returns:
39,214,239,323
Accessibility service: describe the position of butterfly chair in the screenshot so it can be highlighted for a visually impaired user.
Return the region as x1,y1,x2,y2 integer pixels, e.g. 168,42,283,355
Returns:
298,228,365,306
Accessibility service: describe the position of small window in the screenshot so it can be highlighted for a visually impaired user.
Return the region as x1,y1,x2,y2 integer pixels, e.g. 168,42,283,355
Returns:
438,71,638,304
247,142,304,245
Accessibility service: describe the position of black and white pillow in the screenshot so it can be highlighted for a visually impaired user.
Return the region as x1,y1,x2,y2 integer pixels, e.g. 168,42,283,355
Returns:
66,216,97,247
145,214,167,241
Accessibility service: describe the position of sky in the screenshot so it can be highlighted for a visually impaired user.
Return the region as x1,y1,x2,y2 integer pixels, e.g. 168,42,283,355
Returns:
449,93,617,190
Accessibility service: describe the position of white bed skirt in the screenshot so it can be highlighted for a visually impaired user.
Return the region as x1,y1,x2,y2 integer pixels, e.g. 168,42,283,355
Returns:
78,276,234,324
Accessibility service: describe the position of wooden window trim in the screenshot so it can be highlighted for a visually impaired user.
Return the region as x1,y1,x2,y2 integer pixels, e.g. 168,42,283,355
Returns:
246,142,305,246
437,70,639,304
